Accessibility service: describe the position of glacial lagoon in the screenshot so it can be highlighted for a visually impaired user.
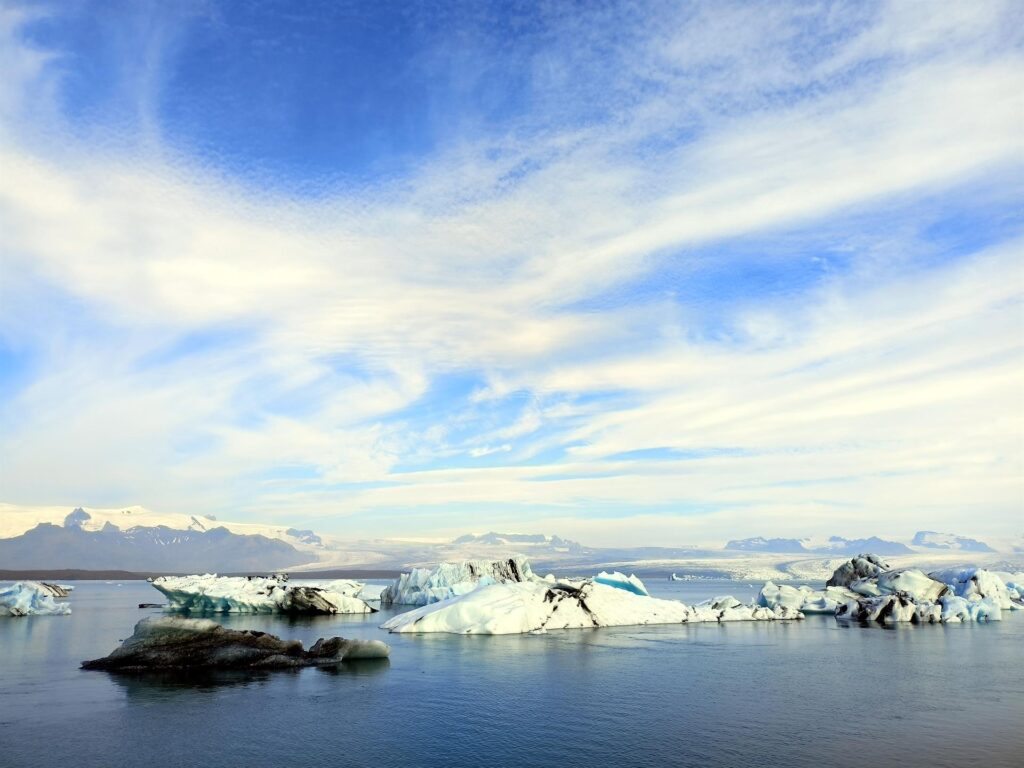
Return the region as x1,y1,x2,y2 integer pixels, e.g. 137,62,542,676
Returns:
1,579,1021,768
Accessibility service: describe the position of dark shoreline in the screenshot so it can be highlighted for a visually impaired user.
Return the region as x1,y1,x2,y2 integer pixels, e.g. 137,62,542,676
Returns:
0,568,403,581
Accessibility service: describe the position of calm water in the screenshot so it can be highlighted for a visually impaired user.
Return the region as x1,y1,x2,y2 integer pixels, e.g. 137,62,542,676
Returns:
1,579,1021,768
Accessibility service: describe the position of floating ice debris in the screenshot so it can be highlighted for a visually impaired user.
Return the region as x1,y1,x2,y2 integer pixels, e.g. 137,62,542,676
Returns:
81,617,389,671
149,574,375,614
381,579,801,635
380,558,536,606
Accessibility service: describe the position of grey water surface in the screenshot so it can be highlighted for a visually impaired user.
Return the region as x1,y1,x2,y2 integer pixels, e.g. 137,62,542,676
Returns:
1,579,1021,768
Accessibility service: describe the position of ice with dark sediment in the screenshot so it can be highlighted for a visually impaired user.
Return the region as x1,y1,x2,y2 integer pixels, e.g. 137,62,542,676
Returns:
81,617,389,671
381,578,801,635
149,574,375,614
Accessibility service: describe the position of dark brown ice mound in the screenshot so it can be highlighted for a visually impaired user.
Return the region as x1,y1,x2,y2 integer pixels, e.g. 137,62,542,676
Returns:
82,617,389,671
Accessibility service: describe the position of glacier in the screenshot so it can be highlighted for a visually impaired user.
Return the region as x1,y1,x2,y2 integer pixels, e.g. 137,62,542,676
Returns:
380,558,536,606
380,578,802,635
82,617,389,670
0,581,72,616
149,574,376,614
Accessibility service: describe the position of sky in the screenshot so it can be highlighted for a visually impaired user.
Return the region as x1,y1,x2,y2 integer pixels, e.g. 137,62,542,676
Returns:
0,0,1022,547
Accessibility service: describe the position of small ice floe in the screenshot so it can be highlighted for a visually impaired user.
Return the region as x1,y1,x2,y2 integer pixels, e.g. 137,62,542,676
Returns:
0,581,72,617
149,574,375,615
380,558,536,606
381,578,801,635
81,617,389,671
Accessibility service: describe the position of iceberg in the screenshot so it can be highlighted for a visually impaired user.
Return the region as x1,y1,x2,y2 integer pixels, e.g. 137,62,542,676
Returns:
381,579,802,635
82,617,389,671
757,581,857,614
848,568,949,602
825,554,890,587
149,574,375,614
380,558,536,606
928,567,1023,610
594,571,649,596
0,581,72,617
835,594,1002,625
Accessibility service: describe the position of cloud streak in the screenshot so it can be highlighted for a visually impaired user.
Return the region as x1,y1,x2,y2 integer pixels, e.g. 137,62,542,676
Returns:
0,1,1021,545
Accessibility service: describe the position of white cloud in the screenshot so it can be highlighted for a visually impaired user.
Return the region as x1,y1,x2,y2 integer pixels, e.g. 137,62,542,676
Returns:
0,2,1021,544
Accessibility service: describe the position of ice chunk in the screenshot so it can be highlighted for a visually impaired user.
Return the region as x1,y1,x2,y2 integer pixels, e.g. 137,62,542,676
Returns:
380,558,535,606
835,593,1001,625
381,579,802,635
149,574,375,614
825,554,891,587
849,568,949,602
0,581,72,616
757,581,855,614
928,567,1022,610
593,571,649,596
81,617,389,670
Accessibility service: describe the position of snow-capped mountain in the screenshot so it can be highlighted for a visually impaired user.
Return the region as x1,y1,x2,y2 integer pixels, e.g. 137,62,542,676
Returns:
725,535,913,555
0,507,307,572
911,531,995,553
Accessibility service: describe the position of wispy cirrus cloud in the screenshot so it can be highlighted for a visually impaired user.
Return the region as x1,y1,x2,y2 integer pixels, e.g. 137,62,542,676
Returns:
0,1,1021,545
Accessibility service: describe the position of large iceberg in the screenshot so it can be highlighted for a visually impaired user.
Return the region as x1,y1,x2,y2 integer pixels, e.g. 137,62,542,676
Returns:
381,579,801,635
758,556,1020,625
82,617,389,671
836,594,1002,625
0,581,72,616
380,558,536,606
928,567,1023,610
150,574,375,614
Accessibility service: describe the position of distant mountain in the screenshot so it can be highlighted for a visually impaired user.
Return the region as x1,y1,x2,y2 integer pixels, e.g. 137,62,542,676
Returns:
818,536,913,555
725,535,913,555
911,531,995,553
724,537,809,553
451,532,585,553
0,519,306,572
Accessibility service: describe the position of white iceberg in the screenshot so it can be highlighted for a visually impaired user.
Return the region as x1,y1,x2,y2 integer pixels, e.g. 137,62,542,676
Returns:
380,558,536,606
594,571,649,596
0,581,72,616
928,567,1023,610
381,579,801,635
757,581,857,614
150,574,375,614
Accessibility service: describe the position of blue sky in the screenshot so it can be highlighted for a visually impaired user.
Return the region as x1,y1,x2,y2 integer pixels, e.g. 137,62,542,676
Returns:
0,1,1022,545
